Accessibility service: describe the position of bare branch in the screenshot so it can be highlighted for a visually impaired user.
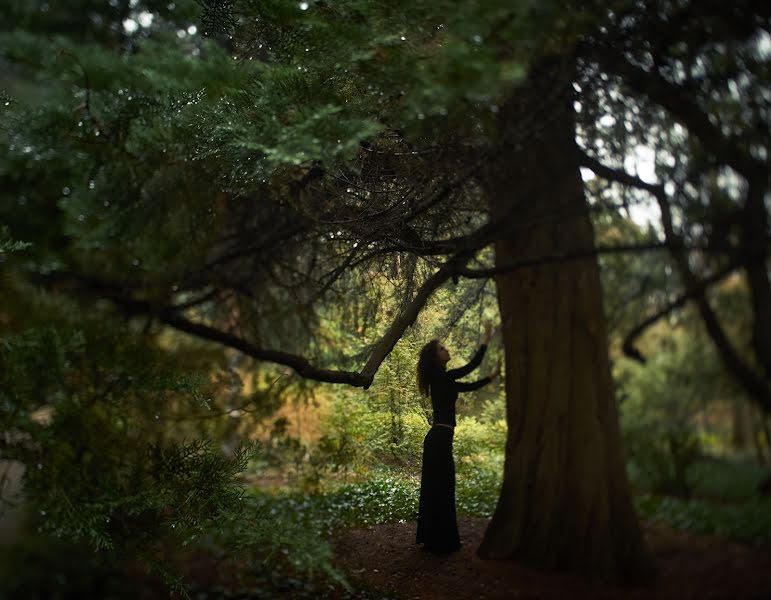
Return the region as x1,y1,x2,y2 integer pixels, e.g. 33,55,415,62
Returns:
656,185,771,412
577,153,771,410
579,153,664,200
450,240,742,279
621,261,742,362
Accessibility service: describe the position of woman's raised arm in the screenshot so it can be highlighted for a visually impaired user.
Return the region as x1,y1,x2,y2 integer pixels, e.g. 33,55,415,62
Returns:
446,344,487,380
446,321,494,379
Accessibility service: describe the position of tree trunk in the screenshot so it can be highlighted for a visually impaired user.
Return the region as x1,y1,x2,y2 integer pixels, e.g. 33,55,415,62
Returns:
477,61,654,583
731,396,750,451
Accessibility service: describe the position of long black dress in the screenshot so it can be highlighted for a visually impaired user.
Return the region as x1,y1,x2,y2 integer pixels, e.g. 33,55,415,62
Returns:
416,344,491,553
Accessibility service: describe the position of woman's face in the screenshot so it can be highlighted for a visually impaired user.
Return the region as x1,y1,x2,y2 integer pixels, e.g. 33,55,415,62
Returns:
436,343,450,365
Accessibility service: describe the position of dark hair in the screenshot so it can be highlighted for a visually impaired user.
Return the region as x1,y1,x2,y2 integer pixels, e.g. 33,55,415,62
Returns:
417,339,442,397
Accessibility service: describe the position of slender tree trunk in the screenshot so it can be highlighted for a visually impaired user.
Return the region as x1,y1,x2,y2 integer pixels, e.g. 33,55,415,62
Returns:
477,61,654,583
757,407,771,465
732,396,749,451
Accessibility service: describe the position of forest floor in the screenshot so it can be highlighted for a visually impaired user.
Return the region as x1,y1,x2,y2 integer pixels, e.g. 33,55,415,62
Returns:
331,516,771,599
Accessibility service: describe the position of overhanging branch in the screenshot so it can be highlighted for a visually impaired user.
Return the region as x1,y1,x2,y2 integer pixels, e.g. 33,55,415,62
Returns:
586,49,766,182
579,154,771,411
579,153,664,200
360,252,473,381
452,241,696,279
621,261,742,362
40,253,474,389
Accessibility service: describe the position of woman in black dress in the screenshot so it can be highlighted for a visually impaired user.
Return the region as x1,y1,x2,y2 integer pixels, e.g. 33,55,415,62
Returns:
415,322,500,554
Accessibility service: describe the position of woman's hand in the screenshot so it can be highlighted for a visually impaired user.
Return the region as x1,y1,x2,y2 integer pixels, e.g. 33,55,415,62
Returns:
483,320,493,345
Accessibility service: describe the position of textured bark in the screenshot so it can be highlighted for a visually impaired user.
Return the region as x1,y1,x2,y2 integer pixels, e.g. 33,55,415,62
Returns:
476,62,654,583
742,182,771,380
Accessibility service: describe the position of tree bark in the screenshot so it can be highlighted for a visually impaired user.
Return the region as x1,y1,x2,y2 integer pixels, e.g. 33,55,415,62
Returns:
477,61,654,583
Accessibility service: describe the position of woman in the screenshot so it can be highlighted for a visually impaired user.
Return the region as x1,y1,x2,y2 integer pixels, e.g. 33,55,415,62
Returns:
415,322,500,554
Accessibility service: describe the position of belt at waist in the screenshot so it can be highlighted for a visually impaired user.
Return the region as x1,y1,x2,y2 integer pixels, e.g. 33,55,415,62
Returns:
433,423,454,430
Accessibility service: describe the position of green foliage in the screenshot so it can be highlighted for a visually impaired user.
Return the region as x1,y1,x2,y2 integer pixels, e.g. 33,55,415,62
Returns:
214,0,539,138
0,0,550,288
635,495,771,546
0,529,394,600
4,360,248,549
617,320,744,498
256,473,420,531
248,296,505,493
241,467,769,559
455,457,503,517
292,396,505,491
217,495,342,580
0,290,269,587
0,535,145,600
0,278,355,591
688,458,770,502
244,463,504,535
453,417,507,472
623,424,702,499
0,225,30,253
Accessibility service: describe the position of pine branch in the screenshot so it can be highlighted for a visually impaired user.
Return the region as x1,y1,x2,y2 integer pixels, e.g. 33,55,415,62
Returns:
33,254,475,389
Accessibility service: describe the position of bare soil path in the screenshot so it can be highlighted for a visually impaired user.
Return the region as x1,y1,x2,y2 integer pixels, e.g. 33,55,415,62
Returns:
332,517,771,599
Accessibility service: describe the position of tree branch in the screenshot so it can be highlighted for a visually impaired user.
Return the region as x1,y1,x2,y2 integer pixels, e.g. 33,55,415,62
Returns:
452,241,698,279
657,187,771,413
579,153,664,200
586,49,765,182
38,253,474,389
621,261,742,362
359,252,473,381
580,153,771,412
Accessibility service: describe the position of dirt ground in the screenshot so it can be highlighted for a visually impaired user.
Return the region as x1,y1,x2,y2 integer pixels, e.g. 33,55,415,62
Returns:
332,517,771,599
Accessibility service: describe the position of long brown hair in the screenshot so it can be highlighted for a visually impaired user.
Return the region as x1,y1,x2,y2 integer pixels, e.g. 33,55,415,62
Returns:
417,339,442,397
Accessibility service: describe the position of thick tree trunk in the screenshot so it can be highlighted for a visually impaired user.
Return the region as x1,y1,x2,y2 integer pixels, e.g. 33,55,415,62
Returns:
477,62,654,583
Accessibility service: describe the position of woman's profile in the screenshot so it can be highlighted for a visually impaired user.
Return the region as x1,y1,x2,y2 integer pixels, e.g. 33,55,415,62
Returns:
415,321,500,554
